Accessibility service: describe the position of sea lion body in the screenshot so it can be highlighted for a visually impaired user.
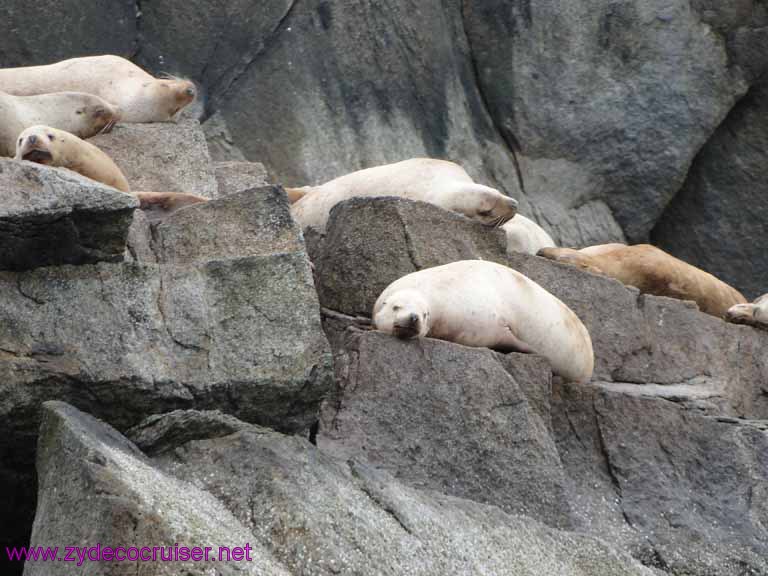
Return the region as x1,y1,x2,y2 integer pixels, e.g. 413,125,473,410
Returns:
373,260,594,383
290,158,518,232
0,90,118,157
16,125,130,192
726,294,768,328
502,214,556,255
538,244,747,317
0,55,195,123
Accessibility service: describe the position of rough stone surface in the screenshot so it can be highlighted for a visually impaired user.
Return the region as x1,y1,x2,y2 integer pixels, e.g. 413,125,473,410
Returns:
319,329,571,528
139,408,657,576
0,188,332,569
0,160,137,271
202,112,248,163
25,402,290,576
214,161,270,198
653,78,768,300
90,121,218,199
553,383,768,576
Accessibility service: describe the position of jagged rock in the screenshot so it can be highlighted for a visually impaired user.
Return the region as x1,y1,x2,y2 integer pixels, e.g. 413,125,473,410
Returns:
653,78,768,300
214,161,270,198
553,382,768,575
313,197,768,420
25,402,290,576
463,0,764,243
318,329,572,528
0,2,136,68
0,187,333,566
90,121,218,199
133,407,657,576
0,159,137,271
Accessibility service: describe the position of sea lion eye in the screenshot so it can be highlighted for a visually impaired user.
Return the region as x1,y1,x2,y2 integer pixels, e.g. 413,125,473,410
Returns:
478,209,493,216
47,134,55,141
392,305,401,312
18,138,22,145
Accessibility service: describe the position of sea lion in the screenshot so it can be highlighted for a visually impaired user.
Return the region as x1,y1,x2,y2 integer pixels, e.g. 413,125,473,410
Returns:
0,55,195,123
373,260,594,383
0,90,118,157
290,158,518,232
538,244,747,317
16,125,130,192
285,185,313,204
502,214,556,255
726,294,768,329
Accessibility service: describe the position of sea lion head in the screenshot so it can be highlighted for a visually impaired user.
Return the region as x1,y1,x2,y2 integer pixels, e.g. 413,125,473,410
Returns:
14,125,63,165
726,294,767,326
373,289,431,339
154,76,197,119
447,184,518,227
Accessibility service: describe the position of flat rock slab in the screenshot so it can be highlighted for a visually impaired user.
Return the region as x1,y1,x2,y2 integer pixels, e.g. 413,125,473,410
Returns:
25,402,290,576
91,120,217,199
319,329,572,528
0,159,137,271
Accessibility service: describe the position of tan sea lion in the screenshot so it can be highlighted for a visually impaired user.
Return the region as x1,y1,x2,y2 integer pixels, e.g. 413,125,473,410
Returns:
289,158,518,232
502,214,556,255
15,125,130,192
0,55,196,123
373,260,594,383
538,244,747,317
0,90,118,157
15,125,206,220
726,294,768,329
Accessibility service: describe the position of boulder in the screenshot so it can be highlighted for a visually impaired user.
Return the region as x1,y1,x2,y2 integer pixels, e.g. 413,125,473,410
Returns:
0,188,332,567
552,382,768,575
90,121,218,199
137,407,657,576
0,159,137,271
319,329,571,528
653,78,768,300
25,402,290,576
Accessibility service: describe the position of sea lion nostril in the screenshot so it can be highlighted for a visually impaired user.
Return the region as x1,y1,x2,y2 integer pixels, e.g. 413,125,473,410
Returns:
408,313,419,325
28,135,37,145
185,88,195,97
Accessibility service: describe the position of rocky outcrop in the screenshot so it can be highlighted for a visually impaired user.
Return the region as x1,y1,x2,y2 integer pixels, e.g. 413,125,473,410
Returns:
214,160,270,197
0,178,332,565
0,159,137,271
313,197,768,422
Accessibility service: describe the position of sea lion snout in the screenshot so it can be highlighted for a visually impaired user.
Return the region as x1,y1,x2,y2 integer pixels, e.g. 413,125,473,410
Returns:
393,313,421,339
27,134,37,145
725,303,754,324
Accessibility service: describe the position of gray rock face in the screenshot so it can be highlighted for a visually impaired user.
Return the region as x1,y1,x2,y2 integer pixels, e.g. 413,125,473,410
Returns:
313,197,768,420
319,329,572,528
0,2,136,68
214,160,270,198
653,78,768,300
0,188,332,567
134,407,656,576
553,383,768,576
463,0,762,243
90,121,218,199
26,402,290,576
0,159,137,271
